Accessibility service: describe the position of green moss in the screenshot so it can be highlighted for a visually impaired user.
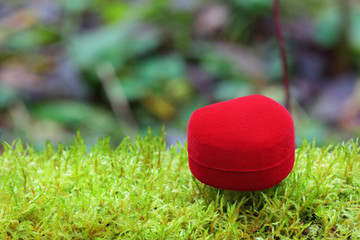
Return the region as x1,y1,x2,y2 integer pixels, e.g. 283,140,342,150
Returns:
0,132,359,239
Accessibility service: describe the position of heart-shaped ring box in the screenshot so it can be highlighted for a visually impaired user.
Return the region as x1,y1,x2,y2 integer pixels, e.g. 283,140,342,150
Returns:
187,95,295,191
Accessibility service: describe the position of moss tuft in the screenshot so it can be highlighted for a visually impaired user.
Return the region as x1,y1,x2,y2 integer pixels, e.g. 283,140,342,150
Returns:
0,133,359,239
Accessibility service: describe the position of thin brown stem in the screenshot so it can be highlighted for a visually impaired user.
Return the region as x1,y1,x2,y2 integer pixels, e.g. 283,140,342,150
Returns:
273,0,291,112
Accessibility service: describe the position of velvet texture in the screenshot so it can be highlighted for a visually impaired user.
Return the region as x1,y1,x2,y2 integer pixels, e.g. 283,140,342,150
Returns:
187,95,295,191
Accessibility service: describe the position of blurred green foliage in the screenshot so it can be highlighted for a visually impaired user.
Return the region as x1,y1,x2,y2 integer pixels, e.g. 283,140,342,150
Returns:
0,0,360,148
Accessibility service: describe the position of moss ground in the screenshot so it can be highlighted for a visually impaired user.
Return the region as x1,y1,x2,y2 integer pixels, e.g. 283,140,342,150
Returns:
0,132,359,239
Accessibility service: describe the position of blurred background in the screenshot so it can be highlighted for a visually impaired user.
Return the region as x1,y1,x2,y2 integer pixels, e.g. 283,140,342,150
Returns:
0,0,360,149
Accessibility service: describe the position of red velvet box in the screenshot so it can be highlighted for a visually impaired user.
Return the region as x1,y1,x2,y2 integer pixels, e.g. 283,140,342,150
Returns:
187,95,295,191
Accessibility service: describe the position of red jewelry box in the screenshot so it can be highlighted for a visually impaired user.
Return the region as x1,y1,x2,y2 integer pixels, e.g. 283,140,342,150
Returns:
187,95,295,191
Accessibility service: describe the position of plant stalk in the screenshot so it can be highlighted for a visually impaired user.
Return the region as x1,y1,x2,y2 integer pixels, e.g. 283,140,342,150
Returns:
273,0,291,112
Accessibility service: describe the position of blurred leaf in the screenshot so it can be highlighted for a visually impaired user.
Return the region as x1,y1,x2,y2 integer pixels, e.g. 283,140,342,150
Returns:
121,78,149,101
102,3,129,22
233,0,272,11
137,55,186,83
0,85,16,108
314,7,341,48
101,2,149,22
67,23,161,69
201,52,234,79
5,28,58,50
62,0,89,12
30,101,119,133
5,30,39,50
31,101,95,124
121,55,186,99
350,10,360,55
